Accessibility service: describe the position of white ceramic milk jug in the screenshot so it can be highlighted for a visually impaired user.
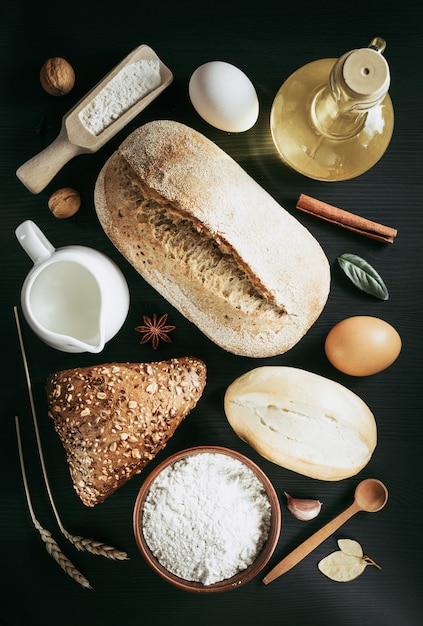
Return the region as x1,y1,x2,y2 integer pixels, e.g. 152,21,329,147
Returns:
16,220,130,353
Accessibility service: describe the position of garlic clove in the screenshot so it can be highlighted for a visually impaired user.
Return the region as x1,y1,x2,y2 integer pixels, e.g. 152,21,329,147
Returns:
284,491,322,521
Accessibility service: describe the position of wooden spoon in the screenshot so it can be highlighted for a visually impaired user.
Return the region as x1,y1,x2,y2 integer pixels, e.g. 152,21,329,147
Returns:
16,44,173,194
262,478,388,584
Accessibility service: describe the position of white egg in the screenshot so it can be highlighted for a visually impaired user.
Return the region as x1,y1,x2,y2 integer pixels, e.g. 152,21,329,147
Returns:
189,61,259,133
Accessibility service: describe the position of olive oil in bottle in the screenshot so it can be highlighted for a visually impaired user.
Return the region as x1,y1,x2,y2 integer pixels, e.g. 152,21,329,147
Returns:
270,38,394,181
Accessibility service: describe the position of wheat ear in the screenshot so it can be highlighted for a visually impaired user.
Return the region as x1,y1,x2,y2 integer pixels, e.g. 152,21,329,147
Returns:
15,415,92,589
14,306,129,561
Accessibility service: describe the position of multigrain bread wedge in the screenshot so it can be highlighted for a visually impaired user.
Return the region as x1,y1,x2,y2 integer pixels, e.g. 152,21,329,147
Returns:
46,357,207,506
94,120,330,358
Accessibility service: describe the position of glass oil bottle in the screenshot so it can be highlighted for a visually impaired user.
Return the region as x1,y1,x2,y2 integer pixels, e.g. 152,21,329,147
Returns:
270,38,394,181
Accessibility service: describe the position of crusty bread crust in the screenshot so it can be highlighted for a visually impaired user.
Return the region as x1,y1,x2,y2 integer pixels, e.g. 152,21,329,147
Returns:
46,358,206,506
224,366,377,481
94,120,330,357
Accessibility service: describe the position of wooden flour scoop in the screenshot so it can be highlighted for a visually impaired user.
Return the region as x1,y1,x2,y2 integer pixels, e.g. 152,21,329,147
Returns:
16,45,173,194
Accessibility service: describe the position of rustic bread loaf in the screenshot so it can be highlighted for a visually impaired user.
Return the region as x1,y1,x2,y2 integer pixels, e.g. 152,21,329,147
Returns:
46,357,206,506
224,366,377,480
94,120,330,358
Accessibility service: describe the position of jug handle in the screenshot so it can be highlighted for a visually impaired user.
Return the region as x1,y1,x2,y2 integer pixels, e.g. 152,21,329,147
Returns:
16,220,55,265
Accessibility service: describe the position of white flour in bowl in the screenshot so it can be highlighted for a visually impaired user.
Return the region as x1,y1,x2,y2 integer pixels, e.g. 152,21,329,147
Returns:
142,452,272,585
78,59,161,135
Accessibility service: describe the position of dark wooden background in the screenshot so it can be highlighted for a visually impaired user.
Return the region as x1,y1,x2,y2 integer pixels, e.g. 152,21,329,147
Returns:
1,1,422,625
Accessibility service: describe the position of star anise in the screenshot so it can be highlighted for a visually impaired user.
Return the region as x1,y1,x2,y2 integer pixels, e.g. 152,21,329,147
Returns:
135,313,175,349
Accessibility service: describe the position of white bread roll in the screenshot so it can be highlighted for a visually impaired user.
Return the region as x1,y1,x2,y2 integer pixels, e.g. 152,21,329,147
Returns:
224,366,377,480
94,120,330,358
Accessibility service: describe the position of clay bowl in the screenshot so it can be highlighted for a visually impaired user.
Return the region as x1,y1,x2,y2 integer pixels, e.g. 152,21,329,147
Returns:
133,446,281,593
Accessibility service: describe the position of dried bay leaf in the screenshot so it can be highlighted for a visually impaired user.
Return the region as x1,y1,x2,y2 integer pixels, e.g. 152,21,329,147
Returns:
337,538,363,557
337,253,389,300
318,538,381,582
318,551,367,582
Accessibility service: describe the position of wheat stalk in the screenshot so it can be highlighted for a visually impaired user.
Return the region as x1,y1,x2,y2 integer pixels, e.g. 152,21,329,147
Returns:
15,415,92,589
13,305,129,562
62,531,129,560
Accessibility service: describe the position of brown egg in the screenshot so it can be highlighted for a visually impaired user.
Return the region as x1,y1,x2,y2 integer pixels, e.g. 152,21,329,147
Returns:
325,316,401,376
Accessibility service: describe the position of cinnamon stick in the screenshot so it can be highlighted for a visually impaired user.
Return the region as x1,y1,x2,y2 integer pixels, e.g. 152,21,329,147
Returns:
296,194,397,244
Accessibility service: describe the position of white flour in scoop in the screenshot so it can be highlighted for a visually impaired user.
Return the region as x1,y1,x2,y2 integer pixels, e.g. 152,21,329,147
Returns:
79,59,161,135
142,452,272,585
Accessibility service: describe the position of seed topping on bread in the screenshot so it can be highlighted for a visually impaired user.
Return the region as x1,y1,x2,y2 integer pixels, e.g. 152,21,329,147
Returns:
46,358,206,506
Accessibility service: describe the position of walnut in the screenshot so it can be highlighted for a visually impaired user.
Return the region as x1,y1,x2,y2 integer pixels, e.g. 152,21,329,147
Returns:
48,187,81,219
40,57,75,96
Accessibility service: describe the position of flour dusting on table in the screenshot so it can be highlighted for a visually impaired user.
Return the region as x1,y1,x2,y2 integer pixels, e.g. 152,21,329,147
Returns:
142,452,272,585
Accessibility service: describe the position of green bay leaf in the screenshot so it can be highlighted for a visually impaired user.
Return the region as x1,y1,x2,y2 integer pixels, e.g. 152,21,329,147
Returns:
337,253,389,300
